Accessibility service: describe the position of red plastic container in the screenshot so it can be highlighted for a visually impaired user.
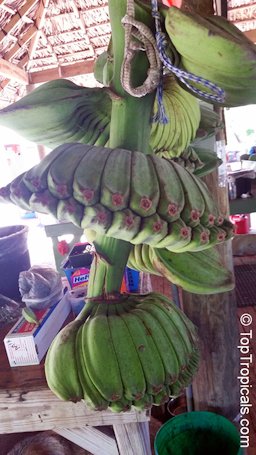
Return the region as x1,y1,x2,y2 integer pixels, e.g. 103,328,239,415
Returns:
230,214,250,234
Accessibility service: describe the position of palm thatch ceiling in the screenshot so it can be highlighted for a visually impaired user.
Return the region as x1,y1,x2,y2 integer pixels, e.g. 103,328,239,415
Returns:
0,0,111,108
0,0,255,109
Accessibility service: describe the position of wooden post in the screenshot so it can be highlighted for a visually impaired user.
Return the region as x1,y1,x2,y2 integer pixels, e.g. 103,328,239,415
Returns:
180,0,240,419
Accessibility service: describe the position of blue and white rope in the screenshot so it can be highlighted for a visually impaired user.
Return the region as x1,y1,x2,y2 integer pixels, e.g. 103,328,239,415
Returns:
151,0,226,104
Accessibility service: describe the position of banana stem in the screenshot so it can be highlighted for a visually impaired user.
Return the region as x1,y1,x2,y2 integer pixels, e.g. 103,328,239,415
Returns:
86,0,156,300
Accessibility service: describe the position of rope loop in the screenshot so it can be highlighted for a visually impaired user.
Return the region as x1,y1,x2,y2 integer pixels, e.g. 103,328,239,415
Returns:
151,0,226,104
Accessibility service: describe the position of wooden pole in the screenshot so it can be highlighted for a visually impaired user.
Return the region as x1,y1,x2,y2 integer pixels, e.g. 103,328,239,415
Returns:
180,0,240,419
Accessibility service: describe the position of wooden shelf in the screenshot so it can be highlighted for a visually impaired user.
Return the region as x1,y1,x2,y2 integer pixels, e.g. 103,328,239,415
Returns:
229,197,256,215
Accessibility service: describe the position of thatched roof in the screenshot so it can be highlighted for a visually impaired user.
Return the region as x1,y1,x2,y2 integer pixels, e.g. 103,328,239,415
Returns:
0,0,255,109
0,0,111,108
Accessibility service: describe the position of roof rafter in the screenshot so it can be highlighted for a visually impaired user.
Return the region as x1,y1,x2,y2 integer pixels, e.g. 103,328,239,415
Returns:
27,0,51,69
0,0,38,43
28,59,95,84
0,57,28,83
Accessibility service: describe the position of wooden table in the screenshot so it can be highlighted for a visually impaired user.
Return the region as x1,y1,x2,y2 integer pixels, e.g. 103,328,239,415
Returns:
0,323,151,455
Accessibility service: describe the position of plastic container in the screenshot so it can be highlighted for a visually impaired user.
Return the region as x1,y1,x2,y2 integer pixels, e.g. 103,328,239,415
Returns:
0,225,30,299
230,215,250,234
154,411,243,455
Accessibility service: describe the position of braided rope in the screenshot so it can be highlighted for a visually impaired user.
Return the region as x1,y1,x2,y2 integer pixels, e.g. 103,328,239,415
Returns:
121,0,161,97
151,0,225,104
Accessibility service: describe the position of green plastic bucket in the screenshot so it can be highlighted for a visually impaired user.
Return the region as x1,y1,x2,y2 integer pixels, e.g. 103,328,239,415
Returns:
154,411,244,455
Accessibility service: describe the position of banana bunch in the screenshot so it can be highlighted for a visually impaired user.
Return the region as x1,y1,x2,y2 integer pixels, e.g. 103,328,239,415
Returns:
150,74,201,158
171,146,204,174
194,103,223,145
0,79,111,149
165,7,256,107
45,292,200,410
128,245,234,294
172,146,222,178
0,143,234,253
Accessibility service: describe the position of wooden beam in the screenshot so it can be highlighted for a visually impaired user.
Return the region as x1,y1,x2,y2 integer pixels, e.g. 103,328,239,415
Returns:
244,29,256,43
0,57,28,83
0,0,38,43
4,25,38,61
27,0,50,66
28,60,95,84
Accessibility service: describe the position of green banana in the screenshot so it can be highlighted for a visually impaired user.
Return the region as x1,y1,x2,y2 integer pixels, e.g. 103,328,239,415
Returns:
107,304,146,401
22,307,39,324
47,143,87,199
45,320,83,402
24,145,68,192
130,213,168,246
109,397,131,413
57,198,84,227
81,203,113,234
29,190,59,218
132,307,180,384
172,161,205,227
100,148,131,211
75,325,109,411
155,219,191,251
81,309,123,402
136,299,189,371
106,209,141,241
116,302,166,395
165,7,256,107
130,151,160,217
73,145,111,206
149,155,185,222
9,173,33,211
153,247,233,294
175,224,210,253
132,393,153,411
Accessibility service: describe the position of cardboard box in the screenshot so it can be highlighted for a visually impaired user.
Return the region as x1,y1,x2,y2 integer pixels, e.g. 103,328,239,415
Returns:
62,261,91,290
4,295,71,367
61,242,94,290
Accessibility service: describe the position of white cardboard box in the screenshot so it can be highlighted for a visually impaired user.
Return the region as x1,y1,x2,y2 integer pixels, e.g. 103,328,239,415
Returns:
4,295,71,367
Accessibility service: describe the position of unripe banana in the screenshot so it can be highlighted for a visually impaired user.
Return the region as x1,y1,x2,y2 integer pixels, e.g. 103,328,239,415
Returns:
45,320,83,402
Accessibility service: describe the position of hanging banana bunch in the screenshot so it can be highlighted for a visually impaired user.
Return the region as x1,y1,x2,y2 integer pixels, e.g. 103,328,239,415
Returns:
1,0,254,411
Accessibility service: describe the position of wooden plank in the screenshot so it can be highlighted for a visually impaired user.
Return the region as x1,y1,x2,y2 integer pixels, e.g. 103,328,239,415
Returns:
113,421,151,455
2,0,38,37
55,426,119,455
230,196,256,215
27,0,51,65
0,387,149,434
4,25,38,61
244,29,256,42
237,306,256,455
28,60,95,84
0,57,28,83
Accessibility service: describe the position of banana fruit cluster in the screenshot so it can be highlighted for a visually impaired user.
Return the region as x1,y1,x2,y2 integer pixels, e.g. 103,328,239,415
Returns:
128,245,233,295
0,80,111,149
165,7,256,107
45,293,199,411
150,75,201,158
0,143,234,253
